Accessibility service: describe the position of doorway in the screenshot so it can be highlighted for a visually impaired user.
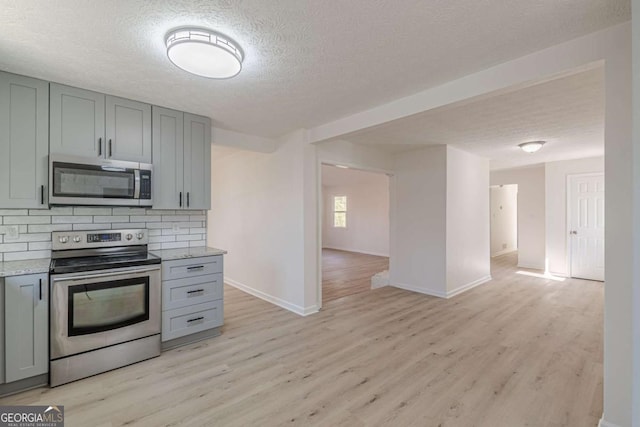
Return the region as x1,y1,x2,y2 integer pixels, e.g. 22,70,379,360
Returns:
320,164,390,304
490,184,518,261
568,173,605,281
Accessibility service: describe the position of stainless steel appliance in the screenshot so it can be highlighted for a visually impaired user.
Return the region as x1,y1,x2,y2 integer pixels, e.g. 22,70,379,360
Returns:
49,229,161,386
49,154,152,207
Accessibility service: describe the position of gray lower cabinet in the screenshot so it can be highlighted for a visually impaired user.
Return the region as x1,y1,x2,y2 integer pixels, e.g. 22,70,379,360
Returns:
161,256,223,347
0,71,49,208
152,107,211,210
50,83,152,163
1,273,48,384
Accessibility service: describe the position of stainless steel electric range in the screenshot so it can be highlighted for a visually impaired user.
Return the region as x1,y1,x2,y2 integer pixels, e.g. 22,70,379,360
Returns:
49,229,161,386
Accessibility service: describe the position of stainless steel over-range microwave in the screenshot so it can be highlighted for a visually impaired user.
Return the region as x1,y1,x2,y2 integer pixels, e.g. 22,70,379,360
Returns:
49,154,152,207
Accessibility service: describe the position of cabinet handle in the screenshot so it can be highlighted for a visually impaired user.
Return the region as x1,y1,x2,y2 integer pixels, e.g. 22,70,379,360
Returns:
187,192,190,208
187,265,204,271
98,137,102,156
109,139,112,158
39,278,42,300
187,289,205,295
179,192,182,207
40,185,45,205
187,316,204,324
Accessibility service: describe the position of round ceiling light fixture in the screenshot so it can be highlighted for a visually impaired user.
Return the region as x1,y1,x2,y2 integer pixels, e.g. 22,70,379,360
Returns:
518,141,546,153
165,27,244,79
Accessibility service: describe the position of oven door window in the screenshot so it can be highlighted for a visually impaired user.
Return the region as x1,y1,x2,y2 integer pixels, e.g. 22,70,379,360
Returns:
68,277,150,336
53,162,135,199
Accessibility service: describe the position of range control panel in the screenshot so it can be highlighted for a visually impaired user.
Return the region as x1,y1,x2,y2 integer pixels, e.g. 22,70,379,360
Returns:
52,229,148,250
87,232,122,243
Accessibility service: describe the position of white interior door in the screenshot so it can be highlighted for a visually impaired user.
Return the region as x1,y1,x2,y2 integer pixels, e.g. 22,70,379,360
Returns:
569,173,604,281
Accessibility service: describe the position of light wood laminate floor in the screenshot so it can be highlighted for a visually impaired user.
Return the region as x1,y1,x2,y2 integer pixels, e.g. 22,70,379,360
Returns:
0,252,603,426
322,249,389,303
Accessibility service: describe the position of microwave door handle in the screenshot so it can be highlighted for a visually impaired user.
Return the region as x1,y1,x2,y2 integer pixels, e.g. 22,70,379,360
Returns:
134,169,141,199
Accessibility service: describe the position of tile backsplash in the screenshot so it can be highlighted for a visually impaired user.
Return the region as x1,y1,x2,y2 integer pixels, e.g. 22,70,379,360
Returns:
0,207,207,262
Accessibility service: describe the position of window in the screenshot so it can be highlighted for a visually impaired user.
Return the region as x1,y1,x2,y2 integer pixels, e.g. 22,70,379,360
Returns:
333,196,347,228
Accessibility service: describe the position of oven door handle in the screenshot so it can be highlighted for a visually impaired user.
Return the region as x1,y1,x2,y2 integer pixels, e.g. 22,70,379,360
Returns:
52,266,160,283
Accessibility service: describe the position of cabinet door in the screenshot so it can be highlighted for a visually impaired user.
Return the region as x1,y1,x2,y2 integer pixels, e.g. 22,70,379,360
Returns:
106,96,152,163
50,83,105,158
5,273,48,382
183,113,211,210
152,107,184,209
0,72,49,209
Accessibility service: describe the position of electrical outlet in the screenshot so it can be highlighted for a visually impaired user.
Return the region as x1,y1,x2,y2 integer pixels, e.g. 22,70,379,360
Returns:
5,226,19,240
172,224,180,232
502,243,507,249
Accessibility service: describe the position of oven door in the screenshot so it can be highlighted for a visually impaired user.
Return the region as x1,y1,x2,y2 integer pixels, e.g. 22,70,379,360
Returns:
50,265,161,360
49,154,144,206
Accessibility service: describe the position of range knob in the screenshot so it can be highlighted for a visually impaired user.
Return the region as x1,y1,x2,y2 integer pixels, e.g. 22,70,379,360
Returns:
58,236,69,244
73,235,82,243
126,233,133,241
136,232,144,240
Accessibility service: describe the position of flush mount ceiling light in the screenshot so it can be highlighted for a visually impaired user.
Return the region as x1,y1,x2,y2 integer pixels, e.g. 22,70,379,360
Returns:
518,141,546,153
165,27,244,79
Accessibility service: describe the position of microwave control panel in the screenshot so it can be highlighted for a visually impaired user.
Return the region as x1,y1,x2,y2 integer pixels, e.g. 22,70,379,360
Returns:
140,170,152,200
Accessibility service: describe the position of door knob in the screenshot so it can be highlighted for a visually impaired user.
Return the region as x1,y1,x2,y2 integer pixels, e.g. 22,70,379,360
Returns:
570,230,578,235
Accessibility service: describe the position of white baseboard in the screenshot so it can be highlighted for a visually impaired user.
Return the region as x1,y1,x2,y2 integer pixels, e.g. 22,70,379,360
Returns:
322,246,389,258
517,261,545,270
392,276,492,299
225,277,319,317
491,248,517,257
392,282,448,298
598,416,621,427
446,275,492,298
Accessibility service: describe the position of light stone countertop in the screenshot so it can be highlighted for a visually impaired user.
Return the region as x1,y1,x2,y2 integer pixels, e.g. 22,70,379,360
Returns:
150,246,227,261
0,258,51,278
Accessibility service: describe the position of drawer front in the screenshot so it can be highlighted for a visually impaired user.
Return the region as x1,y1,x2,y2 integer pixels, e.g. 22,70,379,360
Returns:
162,273,223,311
161,256,223,281
161,300,223,342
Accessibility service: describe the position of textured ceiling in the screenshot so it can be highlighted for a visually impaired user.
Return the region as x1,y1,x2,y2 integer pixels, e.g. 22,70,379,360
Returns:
322,165,388,188
0,0,628,138
342,67,605,170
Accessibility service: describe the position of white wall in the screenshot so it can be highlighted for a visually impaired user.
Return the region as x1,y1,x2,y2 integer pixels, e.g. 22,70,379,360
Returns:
490,166,546,270
490,185,518,257
446,147,491,295
321,167,389,257
207,132,318,316
316,139,394,172
545,157,604,276
390,146,448,297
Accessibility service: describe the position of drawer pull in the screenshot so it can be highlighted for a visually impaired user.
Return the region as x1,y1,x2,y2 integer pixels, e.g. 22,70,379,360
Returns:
187,266,204,271
187,289,205,295
187,316,205,324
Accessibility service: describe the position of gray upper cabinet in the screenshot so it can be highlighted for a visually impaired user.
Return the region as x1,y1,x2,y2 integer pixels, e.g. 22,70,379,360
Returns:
184,113,211,210
50,83,151,163
153,108,211,210
0,72,49,209
106,96,152,163
152,107,184,209
50,83,105,158
4,273,48,383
